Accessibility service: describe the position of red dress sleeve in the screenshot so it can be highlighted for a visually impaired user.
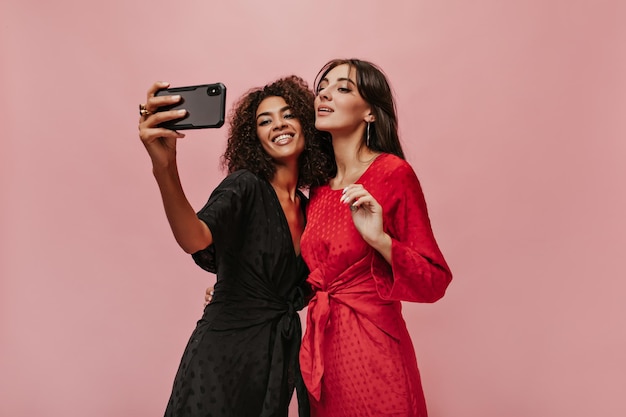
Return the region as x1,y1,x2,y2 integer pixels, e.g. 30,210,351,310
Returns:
371,158,452,302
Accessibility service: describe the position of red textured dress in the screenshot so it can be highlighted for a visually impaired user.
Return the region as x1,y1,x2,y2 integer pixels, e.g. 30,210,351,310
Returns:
299,153,452,417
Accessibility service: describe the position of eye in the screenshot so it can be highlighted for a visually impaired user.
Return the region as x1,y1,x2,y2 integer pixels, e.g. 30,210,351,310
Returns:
258,119,271,126
337,84,351,93
315,83,328,95
284,113,296,119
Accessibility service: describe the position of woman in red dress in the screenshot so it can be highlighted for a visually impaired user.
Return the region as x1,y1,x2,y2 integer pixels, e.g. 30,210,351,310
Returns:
299,59,453,417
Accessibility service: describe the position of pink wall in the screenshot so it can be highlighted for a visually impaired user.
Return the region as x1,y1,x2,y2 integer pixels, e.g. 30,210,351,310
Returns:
2,1,625,416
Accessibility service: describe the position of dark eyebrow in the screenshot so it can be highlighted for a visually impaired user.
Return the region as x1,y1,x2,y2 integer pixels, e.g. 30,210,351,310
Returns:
337,77,357,86
320,76,357,86
256,105,291,120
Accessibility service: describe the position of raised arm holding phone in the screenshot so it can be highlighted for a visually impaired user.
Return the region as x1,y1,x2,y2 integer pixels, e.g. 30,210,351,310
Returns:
138,76,333,417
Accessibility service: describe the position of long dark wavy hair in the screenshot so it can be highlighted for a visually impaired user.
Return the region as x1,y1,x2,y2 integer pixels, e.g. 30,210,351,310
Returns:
221,75,334,188
314,58,405,160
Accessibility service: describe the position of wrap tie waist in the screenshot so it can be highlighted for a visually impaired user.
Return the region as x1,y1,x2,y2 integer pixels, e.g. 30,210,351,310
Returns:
261,289,309,417
299,263,402,402
208,285,309,417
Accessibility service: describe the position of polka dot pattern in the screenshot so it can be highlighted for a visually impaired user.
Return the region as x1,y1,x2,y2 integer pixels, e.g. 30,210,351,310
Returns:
300,154,452,417
166,170,310,417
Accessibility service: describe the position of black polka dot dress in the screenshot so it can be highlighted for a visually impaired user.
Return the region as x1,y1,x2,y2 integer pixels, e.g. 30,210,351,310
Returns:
164,170,310,417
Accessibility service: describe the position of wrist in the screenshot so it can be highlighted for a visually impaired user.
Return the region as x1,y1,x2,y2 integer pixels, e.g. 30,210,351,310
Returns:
152,159,178,176
365,232,392,252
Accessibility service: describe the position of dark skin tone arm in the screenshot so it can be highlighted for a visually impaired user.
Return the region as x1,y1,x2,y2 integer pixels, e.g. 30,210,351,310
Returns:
138,81,213,254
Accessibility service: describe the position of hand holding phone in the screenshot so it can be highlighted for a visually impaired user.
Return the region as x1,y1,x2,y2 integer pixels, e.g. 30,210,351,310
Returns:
155,83,227,130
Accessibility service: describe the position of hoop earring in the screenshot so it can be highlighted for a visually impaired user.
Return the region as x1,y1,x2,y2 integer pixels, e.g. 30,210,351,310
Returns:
366,122,371,147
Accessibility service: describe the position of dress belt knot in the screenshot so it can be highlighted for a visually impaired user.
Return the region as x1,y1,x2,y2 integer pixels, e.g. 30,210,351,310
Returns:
299,289,331,401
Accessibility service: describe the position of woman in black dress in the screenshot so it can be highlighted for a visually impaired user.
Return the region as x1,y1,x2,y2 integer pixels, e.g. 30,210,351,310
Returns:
138,76,334,417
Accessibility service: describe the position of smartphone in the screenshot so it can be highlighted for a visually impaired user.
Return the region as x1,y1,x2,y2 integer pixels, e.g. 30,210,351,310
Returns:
155,83,227,130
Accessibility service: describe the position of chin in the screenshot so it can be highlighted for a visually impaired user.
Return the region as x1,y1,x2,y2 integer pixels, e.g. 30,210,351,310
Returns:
314,123,332,132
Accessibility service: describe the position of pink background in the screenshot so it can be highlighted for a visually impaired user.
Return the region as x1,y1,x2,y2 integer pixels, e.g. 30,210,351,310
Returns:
2,1,625,416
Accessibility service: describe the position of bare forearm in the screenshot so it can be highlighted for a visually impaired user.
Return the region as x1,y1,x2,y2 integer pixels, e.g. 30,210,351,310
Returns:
153,164,212,253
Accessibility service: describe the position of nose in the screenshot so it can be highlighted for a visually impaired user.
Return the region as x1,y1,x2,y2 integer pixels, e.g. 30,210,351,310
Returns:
273,117,287,130
317,86,330,101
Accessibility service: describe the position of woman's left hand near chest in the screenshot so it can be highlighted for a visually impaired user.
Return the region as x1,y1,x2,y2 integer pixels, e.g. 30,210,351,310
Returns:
340,184,392,260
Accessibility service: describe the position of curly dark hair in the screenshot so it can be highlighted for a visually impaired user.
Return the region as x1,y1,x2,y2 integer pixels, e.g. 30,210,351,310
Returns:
221,75,335,188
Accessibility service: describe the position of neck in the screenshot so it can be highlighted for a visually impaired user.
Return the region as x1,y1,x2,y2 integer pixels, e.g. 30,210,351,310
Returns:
330,131,379,189
270,163,299,202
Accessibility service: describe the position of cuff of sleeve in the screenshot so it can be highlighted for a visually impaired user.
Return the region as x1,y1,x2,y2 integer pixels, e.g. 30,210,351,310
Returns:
191,244,217,273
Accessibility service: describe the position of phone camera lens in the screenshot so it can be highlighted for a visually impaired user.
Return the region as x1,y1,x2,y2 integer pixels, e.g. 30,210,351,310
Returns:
208,86,220,96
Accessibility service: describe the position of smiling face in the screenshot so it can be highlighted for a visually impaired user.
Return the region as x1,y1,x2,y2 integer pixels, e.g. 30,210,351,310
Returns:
255,96,305,163
314,64,373,136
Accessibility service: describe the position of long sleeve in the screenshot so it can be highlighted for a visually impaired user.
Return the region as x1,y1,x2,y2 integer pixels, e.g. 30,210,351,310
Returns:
371,158,452,302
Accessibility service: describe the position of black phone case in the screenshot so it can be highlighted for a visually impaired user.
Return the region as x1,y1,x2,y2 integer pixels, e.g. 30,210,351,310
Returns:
155,83,226,130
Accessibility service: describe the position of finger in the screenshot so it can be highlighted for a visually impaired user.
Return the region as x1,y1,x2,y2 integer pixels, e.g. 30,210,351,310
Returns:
204,287,215,302
204,294,213,306
347,193,378,212
140,82,181,119
355,196,383,215
145,93,182,114
138,119,185,141
147,81,170,99
140,108,187,129
351,195,371,210
139,82,171,117
139,127,185,144
341,184,366,197
341,193,361,209
340,188,369,206
341,184,363,195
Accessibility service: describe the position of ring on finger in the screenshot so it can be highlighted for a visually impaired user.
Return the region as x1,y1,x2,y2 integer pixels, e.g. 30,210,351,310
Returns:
139,103,151,117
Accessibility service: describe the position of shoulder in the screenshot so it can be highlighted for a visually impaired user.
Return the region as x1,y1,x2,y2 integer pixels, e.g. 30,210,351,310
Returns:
217,169,265,193
222,169,260,184
366,153,424,207
374,153,418,181
201,170,266,218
